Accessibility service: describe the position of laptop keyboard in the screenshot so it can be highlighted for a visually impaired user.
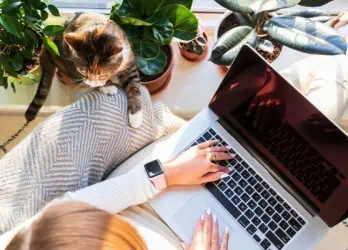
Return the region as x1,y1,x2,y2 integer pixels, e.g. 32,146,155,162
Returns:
188,128,307,250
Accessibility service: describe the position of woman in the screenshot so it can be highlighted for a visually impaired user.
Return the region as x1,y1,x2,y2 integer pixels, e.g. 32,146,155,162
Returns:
3,140,233,250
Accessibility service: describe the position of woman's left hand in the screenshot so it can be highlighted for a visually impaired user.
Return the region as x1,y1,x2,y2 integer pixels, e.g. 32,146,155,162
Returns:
163,140,234,187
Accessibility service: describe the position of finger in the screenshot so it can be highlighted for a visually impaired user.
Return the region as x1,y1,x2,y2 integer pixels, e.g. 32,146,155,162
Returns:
207,163,231,173
192,214,205,245
211,214,219,250
220,227,229,250
203,146,231,154
200,172,229,183
197,140,219,150
334,20,348,30
208,152,235,162
203,209,213,248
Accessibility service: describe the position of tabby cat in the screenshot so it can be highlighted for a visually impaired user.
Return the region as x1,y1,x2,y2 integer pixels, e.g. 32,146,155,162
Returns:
26,12,143,128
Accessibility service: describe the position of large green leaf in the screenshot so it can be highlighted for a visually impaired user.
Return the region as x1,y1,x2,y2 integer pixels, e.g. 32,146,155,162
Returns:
154,4,198,41
144,17,174,45
265,16,347,55
0,0,21,8
215,0,300,14
110,1,154,26
126,0,164,17
43,37,60,56
162,0,193,9
43,25,65,36
210,26,257,65
48,4,60,16
0,14,24,37
132,40,166,75
299,0,331,7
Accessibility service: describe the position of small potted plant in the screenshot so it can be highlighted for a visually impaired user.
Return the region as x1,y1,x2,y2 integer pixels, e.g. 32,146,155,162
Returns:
210,0,346,67
110,0,198,94
0,0,64,92
179,23,209,61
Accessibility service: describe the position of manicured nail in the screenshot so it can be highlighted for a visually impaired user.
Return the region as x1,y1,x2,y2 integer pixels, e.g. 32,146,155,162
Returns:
201,214,205,221
207,208,212,215
213,214,217,222
231,153,236,157
220,174,229,179
228,167,234,172
225,226,229,234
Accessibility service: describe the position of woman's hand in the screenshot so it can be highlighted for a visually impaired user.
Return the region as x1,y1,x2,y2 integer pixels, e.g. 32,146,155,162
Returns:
183,209,229,250
329,11,348,30
164,140,234,187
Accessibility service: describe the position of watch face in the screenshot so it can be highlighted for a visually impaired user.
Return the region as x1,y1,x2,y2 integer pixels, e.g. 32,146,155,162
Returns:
145,160,163,178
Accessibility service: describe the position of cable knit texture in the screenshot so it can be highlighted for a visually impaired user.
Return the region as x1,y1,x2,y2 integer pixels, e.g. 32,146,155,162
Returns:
0,85,185,234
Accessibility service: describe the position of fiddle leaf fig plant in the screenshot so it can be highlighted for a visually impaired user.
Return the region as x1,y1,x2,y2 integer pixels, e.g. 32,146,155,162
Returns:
0,0,64,90
210,0,347,66
110,0,198,76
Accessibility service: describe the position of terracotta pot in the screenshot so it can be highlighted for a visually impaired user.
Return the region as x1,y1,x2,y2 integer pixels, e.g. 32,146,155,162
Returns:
141,45,174,95
179,31,209,61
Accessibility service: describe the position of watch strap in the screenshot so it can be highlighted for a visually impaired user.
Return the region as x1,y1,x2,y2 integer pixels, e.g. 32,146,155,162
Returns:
151,174,167,191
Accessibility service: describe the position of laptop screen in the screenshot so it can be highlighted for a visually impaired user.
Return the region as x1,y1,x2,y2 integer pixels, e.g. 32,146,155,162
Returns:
209,45,348,227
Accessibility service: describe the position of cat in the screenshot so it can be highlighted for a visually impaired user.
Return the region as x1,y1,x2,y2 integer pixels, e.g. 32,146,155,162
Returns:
25,12,143,128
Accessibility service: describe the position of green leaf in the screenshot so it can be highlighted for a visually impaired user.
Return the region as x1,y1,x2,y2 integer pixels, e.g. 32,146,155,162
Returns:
0,14,24,37
210,26,257,65
3,61,18,78
1,1,21,16
48,4,60,16
36,2,47,9
41,10,48,21
215,0,300,14
154,4,198,41
265,16,347,55
43,37,60,56
10,53,24,71
110,1,154,26
299,0,331,7
144,17,174,45
132,40,166,75
162,0,193,9
126,0,164,17
43,25,65,36
0,0,20,8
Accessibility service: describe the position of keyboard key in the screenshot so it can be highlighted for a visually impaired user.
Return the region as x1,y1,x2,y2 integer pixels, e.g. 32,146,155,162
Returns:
276,195,284,203
252,217,261,226
242,162,249,168
259,223,268,234
248,200,257,210
266,206,275,216
298,217,306,225
241,170,250,179
289,218,301,231
253,234,261,243
262,182,270,189
272,214,282,223
221,174,230,181
266,231,284,250
282,211,291,220
247,224,257,235
203,132,212,140
205,183,241,219
269,220,278,231
229,159,237,166
269,188,277,196
220,161,228,167
218,182,227,191
238,202,247,212
254,207,264,216
275,228,290,244
239,179,248,188
247,177,257,186
227,180,237,189
197,137,205,143
275,204,284,213
232,195,241,205
283,203,290,210
215,135,222,141
261,190,271,199
232,172,241,182
246,186,254,195
221,141,228,146
286,227,296,237
290,210,298,218
234,186,243,195
241,193,250,202
191,142,198,147
268,197,277,206
235,163,243,172
280,220,289,230
248,168,256,175
261,214,271,224
245,209,254,219
252,193,261,202
236,155,242,161
255,174,263,182
209,129,216,136
238,215,250,228
255,183,264,192
259,199,268,209
260,238,271,250
225,188,234,198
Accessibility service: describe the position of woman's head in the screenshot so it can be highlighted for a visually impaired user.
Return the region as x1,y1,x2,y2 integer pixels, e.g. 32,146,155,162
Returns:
6,201,147,250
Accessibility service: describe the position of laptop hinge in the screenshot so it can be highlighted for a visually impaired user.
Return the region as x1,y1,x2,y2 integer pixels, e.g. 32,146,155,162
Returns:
218,117,318,217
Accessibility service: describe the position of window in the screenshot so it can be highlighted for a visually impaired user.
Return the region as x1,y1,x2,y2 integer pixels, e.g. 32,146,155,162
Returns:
51,0,225,13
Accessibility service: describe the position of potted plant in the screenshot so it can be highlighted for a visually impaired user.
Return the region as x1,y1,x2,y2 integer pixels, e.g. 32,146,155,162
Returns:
110,0,198,94
179,23,209,61
0,0,64,92
210,0,347,67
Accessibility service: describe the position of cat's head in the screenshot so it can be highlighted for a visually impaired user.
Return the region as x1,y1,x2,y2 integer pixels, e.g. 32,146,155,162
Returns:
64,22,127,88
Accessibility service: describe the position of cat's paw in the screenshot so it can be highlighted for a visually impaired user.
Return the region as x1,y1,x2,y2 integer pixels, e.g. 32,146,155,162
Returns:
99,86,118,95
129,110,143,128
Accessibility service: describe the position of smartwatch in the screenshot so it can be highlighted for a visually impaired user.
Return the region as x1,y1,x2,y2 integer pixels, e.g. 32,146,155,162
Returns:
144,159,167,191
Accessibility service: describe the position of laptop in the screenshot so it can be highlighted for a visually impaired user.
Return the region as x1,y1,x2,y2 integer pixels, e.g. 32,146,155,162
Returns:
148,44,348,250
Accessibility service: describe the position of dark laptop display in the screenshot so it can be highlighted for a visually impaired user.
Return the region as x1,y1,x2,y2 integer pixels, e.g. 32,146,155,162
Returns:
210,45,348,227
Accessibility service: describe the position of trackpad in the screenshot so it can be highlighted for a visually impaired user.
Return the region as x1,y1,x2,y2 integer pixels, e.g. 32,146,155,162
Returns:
173,194,235,242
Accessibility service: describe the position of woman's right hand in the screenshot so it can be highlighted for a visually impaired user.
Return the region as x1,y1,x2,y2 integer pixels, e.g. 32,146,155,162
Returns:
183,209,230,250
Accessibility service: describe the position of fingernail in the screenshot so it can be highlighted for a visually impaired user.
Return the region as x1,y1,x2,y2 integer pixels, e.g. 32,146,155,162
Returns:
201,214,205,221
225,226,229,234
213,214,217,222
207,208,212,215
231,153,236,157
226,146,232,150
228,167,233,172
220,174,229,179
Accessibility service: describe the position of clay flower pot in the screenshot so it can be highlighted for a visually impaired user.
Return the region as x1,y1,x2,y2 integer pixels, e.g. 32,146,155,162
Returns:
179,31,209,61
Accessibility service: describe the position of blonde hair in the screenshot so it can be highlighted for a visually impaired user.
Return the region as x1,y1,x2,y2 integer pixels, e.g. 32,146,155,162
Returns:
6,201,147,250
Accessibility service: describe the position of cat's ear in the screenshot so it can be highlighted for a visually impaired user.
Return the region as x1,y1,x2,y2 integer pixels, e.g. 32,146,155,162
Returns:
64,33,83,51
